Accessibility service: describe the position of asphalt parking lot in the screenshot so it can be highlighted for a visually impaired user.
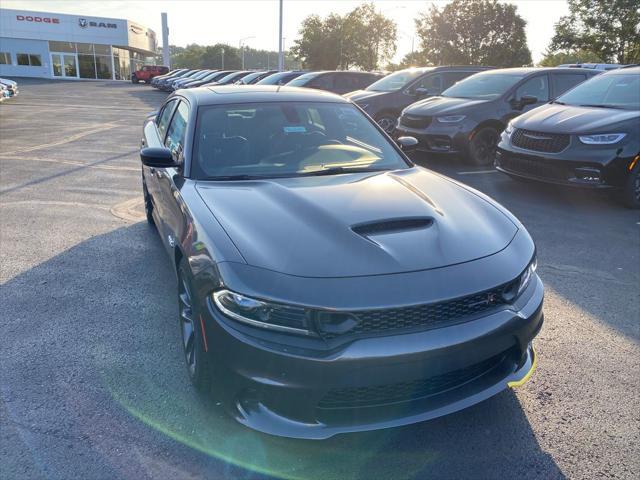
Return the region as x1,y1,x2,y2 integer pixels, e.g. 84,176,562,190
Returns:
1,78,639,480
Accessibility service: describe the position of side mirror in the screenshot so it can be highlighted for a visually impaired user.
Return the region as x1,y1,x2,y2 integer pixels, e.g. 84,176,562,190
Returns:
140,147,178,168
510,95,538,110
414,87,429,97
397,136,419,152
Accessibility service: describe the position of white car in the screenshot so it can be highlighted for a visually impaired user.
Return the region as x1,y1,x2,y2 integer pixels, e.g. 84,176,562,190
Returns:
0,77,19,97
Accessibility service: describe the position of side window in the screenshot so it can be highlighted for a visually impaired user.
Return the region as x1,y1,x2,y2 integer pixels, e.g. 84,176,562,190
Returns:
442,72,474,89
309,74,334,90
165,101,189,161
156,99,178,140
411,74,443,94
552,73,587,97
335,74,357,90
515,75,549,102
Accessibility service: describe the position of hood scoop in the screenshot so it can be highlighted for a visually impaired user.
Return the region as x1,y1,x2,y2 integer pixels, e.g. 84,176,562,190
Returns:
352,217,434,237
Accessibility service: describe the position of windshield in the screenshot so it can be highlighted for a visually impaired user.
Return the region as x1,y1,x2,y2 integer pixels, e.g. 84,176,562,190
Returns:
217,72,243,84
366,69,430,92
442,72,526,100
286,72,321,87
193,102,409,180
556,73,640,110
258,72,303,85
239,72,264,84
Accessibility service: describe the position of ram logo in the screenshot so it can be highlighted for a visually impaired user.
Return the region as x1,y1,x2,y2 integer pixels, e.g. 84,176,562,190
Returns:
78,18,88,28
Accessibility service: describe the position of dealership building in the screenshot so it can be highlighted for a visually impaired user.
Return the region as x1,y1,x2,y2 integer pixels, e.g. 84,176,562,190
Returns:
0,9,159,80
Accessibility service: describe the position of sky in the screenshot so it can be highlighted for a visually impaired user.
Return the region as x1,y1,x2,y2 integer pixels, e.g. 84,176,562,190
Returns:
2,0,570,63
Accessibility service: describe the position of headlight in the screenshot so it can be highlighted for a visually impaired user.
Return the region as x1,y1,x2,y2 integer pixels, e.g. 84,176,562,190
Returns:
504,121,515,136
502,255,537,302
437,115,466,123
579,133,626,145
212,289,312,335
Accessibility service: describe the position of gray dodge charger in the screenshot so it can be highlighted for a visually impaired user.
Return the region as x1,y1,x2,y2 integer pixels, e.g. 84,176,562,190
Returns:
140,85,543,439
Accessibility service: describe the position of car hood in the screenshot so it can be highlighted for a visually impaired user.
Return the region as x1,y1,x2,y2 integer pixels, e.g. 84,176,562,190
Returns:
515,103,640,133
195,167,518,278
405,96,489,116
344,90,387,102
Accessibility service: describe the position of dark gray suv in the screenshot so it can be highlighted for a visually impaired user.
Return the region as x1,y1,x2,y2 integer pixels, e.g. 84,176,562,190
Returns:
396,67,601,165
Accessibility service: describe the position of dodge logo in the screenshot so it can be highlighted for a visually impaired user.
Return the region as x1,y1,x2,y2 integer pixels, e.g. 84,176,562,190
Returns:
78,18,88,28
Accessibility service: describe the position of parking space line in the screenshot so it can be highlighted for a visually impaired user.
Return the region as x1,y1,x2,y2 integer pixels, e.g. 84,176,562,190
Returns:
0,155,138,172
0,123,119,156
457,169,499,175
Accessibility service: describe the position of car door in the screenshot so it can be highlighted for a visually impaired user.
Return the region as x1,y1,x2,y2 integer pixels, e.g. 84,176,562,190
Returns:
142,98,178,213
157,99,190,250
550,72,588,98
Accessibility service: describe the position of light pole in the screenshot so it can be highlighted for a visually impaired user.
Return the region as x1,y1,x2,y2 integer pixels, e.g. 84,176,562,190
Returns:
278,0,284,71
221,47,225,69
239,36,255,69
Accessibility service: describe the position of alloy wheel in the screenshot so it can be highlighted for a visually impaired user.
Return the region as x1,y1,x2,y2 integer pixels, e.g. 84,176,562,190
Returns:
377,116,397,134
471,128,499,166
178,276,197,376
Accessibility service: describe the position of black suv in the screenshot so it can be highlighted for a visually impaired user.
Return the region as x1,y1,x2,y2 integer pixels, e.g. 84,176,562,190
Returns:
496,67,640,208
344,66,491,133
396,67,600,164
286,71,383,95
256,70,306,86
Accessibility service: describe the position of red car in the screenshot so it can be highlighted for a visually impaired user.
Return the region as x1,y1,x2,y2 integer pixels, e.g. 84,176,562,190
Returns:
131,65,169,84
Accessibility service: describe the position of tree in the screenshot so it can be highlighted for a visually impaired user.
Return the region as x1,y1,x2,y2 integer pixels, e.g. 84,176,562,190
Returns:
549,0,640,64
538,49,603,67
345,3,397,70
291,3,397,70
414,0,532,67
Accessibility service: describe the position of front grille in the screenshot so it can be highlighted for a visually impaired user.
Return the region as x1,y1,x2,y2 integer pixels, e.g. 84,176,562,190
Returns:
318,351,507,409
319,283,512,340
400,114,432,129
512,129,570,153
498,154,569,181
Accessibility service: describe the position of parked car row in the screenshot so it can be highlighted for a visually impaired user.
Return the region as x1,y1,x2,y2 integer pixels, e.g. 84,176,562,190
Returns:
143,64,639,208
147,68,384,94
0,77,18,103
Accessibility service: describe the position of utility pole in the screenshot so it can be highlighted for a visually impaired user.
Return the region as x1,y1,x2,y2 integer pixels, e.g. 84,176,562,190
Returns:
239,36,255,70
161,13,170,68
221,48,225,69
277,0,284,71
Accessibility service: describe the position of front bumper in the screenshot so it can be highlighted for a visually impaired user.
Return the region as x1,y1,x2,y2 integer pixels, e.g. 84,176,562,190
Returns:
200,272,544,439
395,121,472,154
495,132,637,189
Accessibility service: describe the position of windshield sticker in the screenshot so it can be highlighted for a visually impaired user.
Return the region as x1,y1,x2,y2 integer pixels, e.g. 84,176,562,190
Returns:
283,126,307,133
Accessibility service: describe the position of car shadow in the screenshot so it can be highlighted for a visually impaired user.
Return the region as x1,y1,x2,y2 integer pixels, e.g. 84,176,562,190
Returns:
1,223,565,479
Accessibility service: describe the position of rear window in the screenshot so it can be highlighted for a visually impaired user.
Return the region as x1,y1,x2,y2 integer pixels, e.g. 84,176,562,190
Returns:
192,102,408,179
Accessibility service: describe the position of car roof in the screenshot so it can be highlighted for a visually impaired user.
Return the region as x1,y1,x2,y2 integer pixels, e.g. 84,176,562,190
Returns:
607,66,640,74
478,67,599,76
176,85,351,106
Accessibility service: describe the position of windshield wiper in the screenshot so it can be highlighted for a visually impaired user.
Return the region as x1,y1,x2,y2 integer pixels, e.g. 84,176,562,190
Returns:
551,100,566,105
204,174,263,181
297,166,388,177
579,104,625,109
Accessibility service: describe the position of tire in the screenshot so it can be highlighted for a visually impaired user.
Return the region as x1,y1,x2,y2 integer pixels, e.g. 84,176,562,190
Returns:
468,127,499,166
177,258,214,393
142,177,155,226
131,75,139,84
620,163,640,209
375,114,398,134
